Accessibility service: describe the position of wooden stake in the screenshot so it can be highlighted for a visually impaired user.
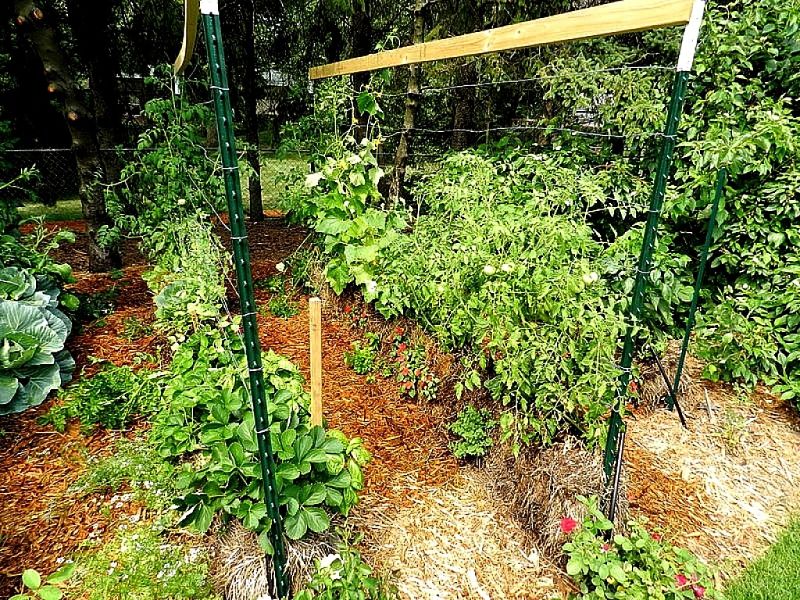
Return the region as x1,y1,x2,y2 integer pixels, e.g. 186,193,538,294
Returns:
309,297,323,427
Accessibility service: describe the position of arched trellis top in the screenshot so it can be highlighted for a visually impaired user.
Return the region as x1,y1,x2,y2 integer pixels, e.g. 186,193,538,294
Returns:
174,0,200,75
309,0,696,80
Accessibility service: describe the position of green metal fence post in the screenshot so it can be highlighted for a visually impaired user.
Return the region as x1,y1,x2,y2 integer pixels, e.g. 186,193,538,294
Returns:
667,167,727,410
199,2,290,597
602,0,706,524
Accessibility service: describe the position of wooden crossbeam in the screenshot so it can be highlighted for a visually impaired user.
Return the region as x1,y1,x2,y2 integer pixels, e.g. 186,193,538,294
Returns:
310,0,694,80
174,0,200,75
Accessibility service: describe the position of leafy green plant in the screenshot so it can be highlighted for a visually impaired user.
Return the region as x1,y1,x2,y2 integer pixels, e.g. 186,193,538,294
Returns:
122,316,153,340
296,534,397,600
563,497,720,600
0,218,76,288
149,327,370,549
102,71,226,254
41,362,162,433
71,436,179,511
392,334,439,402
448,405,496,459
344,334,380,375
0,267,75,415
268,293,300,319
69,524,217,600
282,131,406,297
10,564,74,600
142,216,229,334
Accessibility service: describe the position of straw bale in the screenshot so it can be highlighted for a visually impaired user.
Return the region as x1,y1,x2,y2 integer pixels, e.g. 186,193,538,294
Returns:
211,521,337,600
487,437,628,558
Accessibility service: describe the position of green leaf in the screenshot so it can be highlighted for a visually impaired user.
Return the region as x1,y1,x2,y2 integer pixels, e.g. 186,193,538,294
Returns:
46,563,75,584
302,507,331,533
258,530,274,555
194,503,214,533
609,564,627,583
566,559,582,576
303,483,327,506
22,569,41,590
37,586,62,600
277,463,301,481
356,92,380,116
284,512,307,540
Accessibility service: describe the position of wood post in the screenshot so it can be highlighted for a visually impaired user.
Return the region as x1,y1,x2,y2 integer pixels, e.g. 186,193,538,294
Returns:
309,297,323,427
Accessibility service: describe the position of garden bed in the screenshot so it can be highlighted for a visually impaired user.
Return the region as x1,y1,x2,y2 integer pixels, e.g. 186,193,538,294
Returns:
1,218,798,599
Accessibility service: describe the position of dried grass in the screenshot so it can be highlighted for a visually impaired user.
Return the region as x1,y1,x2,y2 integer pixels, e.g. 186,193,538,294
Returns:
637,340,696,412
627,375,800,580
211,521,337,600
487,438,627,558
352,469,566,600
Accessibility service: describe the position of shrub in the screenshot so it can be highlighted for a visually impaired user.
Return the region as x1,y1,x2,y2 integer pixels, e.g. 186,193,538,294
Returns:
563,497,720,600
0,267,75,415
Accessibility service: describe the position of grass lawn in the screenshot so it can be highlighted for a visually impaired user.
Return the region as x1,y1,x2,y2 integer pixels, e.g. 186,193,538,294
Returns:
725,519,800,600
240,155,305,212
18,197,83,222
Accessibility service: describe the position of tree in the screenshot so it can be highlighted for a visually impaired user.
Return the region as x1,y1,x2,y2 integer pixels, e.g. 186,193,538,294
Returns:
390,0,426,200
13,0,120,271
222,0,264,221
66,0,127,182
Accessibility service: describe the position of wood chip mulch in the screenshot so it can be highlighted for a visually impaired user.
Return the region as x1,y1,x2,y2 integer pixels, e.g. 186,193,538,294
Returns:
0,217,459,597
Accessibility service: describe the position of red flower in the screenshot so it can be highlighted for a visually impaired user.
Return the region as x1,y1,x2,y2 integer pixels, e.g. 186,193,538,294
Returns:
403,381,413,390
344,305,352,314
675,574,689,588
601,543,611,552
651,532,662,542
560,517,579,534
692,585,705,599
398,343,407,352
394,326,404,336
628,381,639,394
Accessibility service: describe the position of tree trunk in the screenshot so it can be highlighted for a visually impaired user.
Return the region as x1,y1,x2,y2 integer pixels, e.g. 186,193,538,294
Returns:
14,0,120,271
390,0,426,203
451,60,477,150
350,2,373,139
66,0,127,183
221,0,263,220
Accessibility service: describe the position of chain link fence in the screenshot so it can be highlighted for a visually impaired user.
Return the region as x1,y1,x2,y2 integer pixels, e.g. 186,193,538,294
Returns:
0,147,309,214
0,149,80,204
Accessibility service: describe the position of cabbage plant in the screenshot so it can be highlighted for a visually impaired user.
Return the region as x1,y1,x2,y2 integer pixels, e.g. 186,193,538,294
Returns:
0,267,75,415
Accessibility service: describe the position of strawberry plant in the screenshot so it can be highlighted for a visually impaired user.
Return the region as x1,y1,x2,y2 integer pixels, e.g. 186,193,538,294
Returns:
150,327,370,550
